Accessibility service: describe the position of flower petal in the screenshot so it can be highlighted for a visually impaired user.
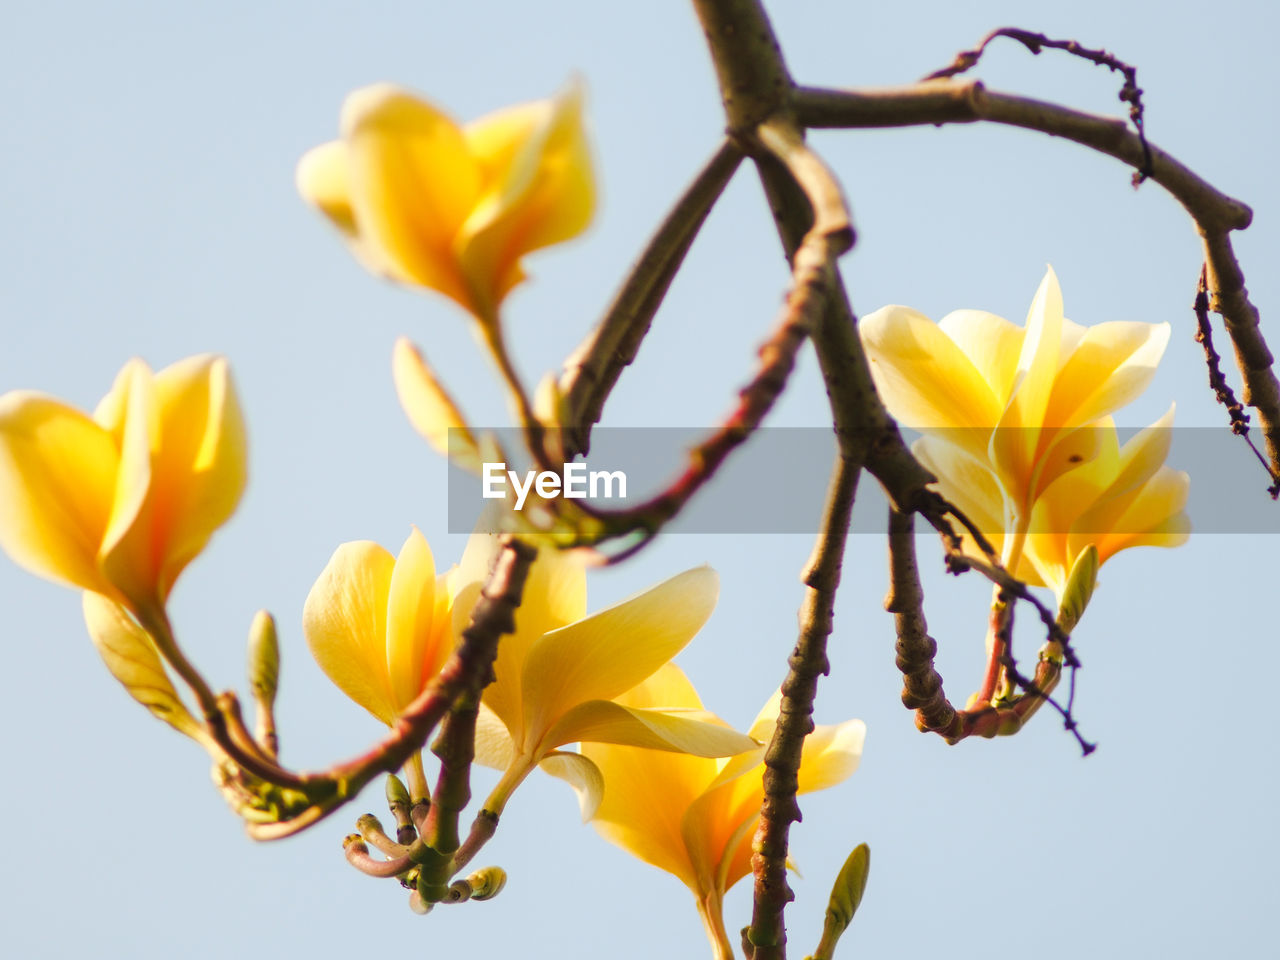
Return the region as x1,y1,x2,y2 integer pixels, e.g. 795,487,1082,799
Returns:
796,718,867,794
860,305,1003,450
303,541,398,724
392,338,480,469
539,750,605,821
473,701,515,770
936,309,1024,404
340,84,481,308
0,392,118,593
83,591,206,743
385,528,451,710
542,700,758,758
459,80,595,309
520,566,718,743
1045,321,1171,430
296,140,358,237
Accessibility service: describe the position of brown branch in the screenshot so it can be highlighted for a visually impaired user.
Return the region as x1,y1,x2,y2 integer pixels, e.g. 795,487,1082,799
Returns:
1193,266,1279,496
748,448,861,960
575,124,852,559
886,507,1093,751
690,0,795,132
794,81,1280,485
921,27,1152,183
559,140,745,458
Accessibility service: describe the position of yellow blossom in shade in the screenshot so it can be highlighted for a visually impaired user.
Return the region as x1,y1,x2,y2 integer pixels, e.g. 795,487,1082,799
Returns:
0,355,247,618
581,664,865,960
860,267,1172,542
297,80,595,323
456,534,759,818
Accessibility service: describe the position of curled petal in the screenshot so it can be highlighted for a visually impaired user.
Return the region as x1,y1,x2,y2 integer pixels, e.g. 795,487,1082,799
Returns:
385,528,450,709
539,750,605,821
542,700,757,758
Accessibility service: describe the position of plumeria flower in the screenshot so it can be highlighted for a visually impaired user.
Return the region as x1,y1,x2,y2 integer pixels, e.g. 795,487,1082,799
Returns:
0,355,247,621
581,664,865,960
457,534,758,818
860,266,1170,573
304,528,458,799
297,81,594,325
303,527,755,813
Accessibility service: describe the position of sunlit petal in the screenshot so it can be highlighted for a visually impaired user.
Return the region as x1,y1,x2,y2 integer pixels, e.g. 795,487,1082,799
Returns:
543,700,757,758
303,541,397,724
385,528,449,708
0,392,118,592
392,338,480,469
539,750,605,821
520,566,717,740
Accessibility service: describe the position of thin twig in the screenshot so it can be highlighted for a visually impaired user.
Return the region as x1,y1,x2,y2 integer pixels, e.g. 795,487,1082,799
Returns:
1194,264,1280,496
921,27,1152,183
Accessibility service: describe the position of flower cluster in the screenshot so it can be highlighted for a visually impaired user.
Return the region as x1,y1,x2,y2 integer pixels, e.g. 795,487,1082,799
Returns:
861,267,1190,624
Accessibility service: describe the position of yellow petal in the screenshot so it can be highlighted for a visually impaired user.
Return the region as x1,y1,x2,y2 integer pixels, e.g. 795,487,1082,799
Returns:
392,337,481,469
583,737,710,891
303,541,398,724
612,661,706,711
467,536,588,739
0,392,118,593
1044,321,1171,430
341,84,481,309
473,701,515,770
385,528,451,710
98,356,247,608
936,309,1024,405
795,718,867,794
520,566,718,743
459,80,595,310
296,140,358,237
83,591,206,743
539,749,605,821
859,305,1002,461
992,267,1065,508
542,700,757,758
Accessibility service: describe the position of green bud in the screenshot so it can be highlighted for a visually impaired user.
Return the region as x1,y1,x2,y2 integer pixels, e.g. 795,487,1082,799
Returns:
466,866,508,901
1057,544,1099,634
809,844,870,960
386,775,416,844
246,611,280,703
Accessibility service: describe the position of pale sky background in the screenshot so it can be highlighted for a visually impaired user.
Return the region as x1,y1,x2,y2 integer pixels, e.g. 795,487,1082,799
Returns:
1,1,1277,958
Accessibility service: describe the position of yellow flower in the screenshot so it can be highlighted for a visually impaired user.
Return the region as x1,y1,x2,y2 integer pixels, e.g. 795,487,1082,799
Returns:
860,266,1171,569
304,528,458,798
0,355,247,617
457,534,758,817
914,410,1189,629
297,80,595,323
581,664,865,960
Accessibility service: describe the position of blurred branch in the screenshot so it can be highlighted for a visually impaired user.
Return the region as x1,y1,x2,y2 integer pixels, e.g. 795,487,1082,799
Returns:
559,139,745,458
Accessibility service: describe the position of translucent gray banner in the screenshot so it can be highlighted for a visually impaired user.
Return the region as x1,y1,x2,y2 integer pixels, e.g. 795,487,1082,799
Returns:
446,427,1277,535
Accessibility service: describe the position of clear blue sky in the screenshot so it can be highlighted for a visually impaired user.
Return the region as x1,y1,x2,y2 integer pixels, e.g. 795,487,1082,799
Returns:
1,1,1276,957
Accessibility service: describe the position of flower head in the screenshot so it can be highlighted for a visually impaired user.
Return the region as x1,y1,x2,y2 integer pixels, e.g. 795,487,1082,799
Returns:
581,664,865,957
0,355,247,617
861,267,1171,523
297,81,595,323
459,535,758,817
